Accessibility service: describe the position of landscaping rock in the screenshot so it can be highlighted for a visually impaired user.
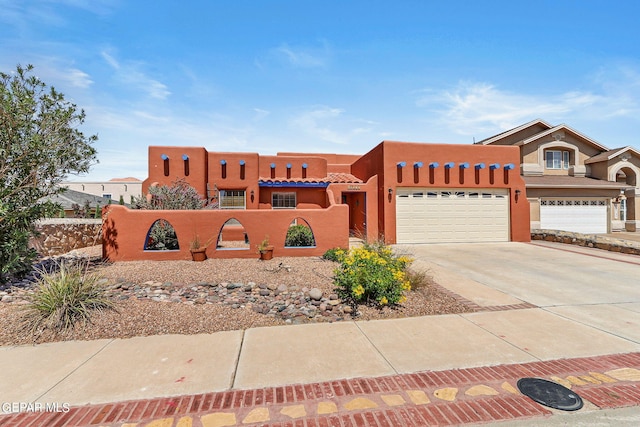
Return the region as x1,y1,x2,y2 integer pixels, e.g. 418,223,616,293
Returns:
309,288,323,301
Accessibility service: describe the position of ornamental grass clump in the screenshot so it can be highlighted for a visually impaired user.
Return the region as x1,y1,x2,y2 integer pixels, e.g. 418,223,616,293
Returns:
334,241,413,307
22,260,114,334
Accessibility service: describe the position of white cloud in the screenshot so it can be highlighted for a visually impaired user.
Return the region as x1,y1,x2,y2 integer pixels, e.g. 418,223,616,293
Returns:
101,49,171,100
417,73,640,137
66,68,93,88
253,108,270,120
271,41,330,68
290,106,377,146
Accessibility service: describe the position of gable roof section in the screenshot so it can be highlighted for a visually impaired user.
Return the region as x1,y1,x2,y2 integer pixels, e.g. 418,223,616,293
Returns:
585,146,640,164
477,119,553,145
518,124,609,152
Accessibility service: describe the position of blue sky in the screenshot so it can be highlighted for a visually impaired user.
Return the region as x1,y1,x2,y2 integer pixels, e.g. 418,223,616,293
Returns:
2,0,639,181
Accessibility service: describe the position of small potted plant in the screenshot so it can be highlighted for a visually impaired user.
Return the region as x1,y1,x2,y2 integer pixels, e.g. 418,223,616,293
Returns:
190,234,214,262
257,235,274,260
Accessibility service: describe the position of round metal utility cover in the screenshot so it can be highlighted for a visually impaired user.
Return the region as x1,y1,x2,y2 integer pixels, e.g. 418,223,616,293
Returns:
517,378,583,411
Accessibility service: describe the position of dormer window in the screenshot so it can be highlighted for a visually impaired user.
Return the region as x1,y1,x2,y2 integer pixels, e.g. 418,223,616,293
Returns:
545,150,569,170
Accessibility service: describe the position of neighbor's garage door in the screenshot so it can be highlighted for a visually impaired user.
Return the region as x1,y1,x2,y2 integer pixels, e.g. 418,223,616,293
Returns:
540,199,608,234
396,188,510,243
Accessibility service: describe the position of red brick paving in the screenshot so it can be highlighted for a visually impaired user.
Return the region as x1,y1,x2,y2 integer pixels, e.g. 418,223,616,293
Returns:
1,352,638,426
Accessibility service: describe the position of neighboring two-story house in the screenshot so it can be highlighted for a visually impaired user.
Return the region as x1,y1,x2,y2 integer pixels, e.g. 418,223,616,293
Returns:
478,119,639,233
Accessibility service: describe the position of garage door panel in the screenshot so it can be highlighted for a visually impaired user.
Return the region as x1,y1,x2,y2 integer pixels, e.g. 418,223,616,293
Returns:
396,188,510,243
540,199,607,234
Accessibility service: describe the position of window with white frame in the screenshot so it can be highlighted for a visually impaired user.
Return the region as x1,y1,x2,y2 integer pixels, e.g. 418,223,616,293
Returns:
545,150,570,170
219,190,246,209
272,192,296,209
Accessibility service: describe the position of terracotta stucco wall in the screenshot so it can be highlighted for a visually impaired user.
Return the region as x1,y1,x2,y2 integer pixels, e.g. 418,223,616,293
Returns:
363,141,530,243
259,187,328,209
351,144,386,239
102,204,349,261
259,156,327,180
327,175,379,242
144,146,208,196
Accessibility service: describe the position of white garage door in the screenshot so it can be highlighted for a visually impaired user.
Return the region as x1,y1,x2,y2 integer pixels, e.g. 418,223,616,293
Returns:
540,199,608,234
396,188,510,243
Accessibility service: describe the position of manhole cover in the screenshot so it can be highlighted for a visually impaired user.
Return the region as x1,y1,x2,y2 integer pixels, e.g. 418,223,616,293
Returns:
517,378,583,411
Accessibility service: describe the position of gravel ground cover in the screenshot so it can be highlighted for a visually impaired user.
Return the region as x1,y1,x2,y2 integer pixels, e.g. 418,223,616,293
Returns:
0,247,472,346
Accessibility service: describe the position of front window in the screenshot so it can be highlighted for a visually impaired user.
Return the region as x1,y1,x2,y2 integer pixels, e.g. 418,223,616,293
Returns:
219,190,246,209
272,192,296,209
545,150,570,170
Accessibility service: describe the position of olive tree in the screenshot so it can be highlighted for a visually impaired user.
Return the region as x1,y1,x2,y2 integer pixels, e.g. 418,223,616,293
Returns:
0,64,97,282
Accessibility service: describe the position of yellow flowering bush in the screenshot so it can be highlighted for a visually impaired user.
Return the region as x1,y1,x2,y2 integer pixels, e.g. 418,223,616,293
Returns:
334,241,413,307
322,247,347,262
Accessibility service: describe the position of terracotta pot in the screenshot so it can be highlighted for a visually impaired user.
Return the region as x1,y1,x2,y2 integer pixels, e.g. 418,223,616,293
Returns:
259,246,274,260
190,247,207,262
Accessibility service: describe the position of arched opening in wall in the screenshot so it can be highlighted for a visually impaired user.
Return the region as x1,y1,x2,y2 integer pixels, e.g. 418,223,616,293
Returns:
285,217,316,247
616,167,637,187
144,219,179,250
217,218,250,250
615,166,638,225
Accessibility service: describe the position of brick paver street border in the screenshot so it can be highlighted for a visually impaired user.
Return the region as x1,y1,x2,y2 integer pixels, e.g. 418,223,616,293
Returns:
2,353,638,427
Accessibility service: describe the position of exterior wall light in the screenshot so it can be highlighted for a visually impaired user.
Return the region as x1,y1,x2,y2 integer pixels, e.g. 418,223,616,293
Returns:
489,163,501,170
429,162,439,168
459,162,470,169
220,159,227,165
444,162,455,169
161,154,169,160
414,162,423,168
182,154,189,161
504,163,515,170
270,163,276,169
515,189,521,196
388,188,393,194
397,162,406,167
475,163,485,169
239,160,246,166
302,163,308,169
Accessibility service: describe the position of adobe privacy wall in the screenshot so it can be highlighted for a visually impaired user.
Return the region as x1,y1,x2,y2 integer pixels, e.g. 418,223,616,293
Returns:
102,202,349,261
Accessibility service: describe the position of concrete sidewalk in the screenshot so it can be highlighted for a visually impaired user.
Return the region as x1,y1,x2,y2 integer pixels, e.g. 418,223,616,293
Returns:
1,306,638,410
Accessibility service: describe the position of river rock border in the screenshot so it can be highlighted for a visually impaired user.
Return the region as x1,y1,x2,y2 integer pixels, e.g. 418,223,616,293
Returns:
107,280,355,323
531,229,640,255
0,252,356,324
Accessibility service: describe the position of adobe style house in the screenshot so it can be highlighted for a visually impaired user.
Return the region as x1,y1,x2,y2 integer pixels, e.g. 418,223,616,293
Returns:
478,119,639,233
103,140,529,261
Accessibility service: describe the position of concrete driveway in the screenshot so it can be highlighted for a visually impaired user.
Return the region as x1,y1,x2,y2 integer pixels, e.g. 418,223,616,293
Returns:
400,241,640,344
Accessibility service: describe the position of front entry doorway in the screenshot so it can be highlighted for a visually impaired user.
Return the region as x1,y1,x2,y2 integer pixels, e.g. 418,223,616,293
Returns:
342,192,367,237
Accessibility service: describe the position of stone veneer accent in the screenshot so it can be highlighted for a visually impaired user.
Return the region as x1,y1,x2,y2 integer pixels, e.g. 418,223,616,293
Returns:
531,229,640,255
30,218,102,257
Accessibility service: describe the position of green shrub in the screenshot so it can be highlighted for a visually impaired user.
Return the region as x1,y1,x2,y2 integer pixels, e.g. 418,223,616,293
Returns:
22,260,114,333
132,178,206,210
285,224,315,246
322,247,346,262
334,242,413,307
145,219,179,250
0,228,38,283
